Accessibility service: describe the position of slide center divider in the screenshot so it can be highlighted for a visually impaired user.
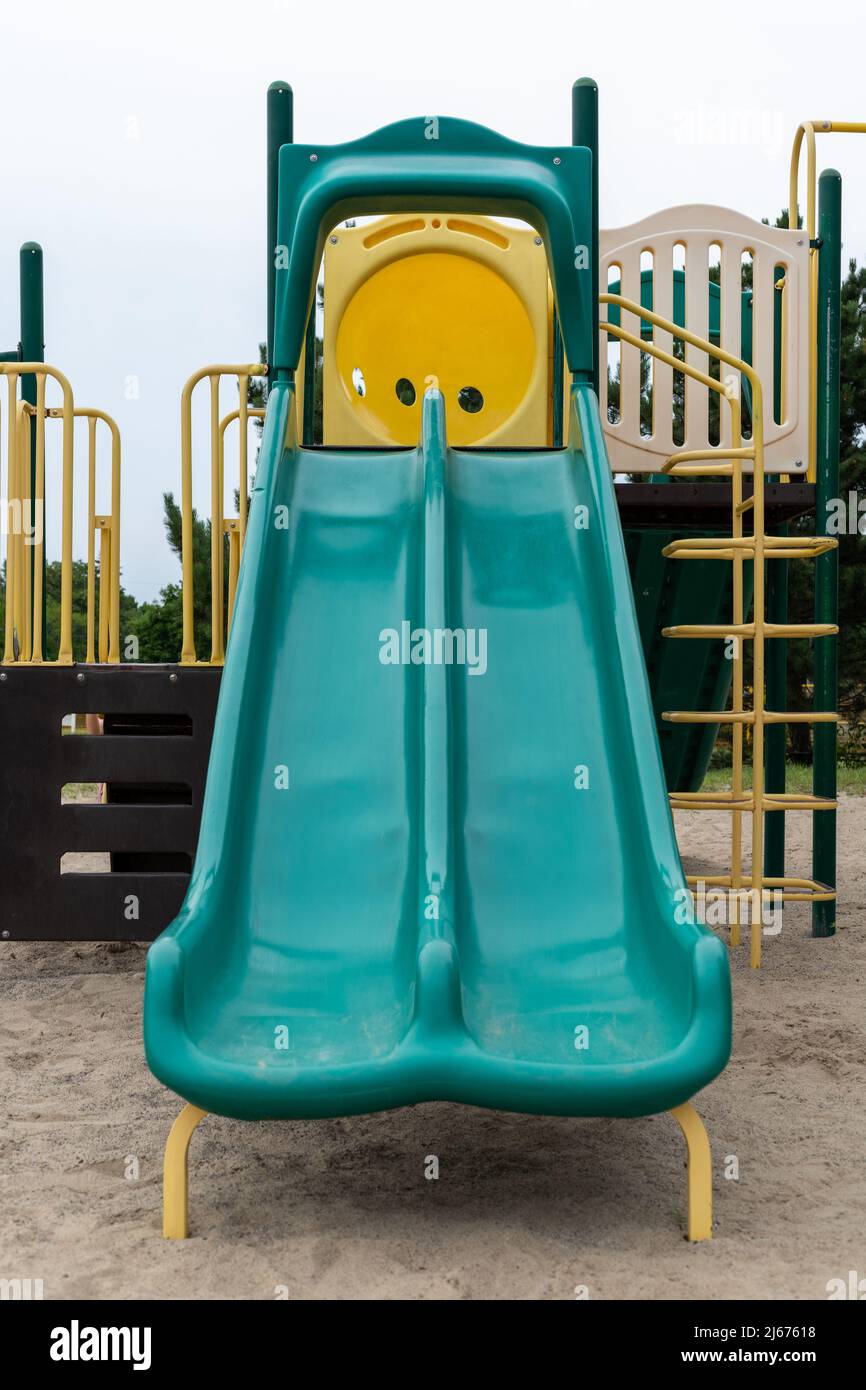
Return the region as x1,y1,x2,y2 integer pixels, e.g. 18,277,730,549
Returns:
414,389,463,1037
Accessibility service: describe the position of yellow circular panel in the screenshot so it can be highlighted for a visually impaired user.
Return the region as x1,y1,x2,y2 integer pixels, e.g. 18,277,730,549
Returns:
335,251,537,445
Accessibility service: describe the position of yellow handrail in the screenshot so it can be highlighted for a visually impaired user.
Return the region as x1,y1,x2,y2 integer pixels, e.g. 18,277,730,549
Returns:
180,365,267,664
46,406,121,663
219,407,266,628
599,293,838,967
601,294,757,955
1,375,120,665
789,120,866,482
2,364,74,664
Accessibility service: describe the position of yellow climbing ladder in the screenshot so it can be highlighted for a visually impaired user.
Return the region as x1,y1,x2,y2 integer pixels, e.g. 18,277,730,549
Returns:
599,294,838,967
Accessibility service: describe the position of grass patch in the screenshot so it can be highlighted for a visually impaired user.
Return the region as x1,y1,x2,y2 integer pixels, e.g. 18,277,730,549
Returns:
702,764,866,795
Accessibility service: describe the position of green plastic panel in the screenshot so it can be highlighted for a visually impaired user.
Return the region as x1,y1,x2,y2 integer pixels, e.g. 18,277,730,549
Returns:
273,118,594,378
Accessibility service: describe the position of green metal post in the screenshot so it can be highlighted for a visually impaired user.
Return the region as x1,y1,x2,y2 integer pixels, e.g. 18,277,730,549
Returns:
812,168,841,936
19,240,43,397
572,78,599,397
267,81,293,374
19,242,44,636
764,268,788,887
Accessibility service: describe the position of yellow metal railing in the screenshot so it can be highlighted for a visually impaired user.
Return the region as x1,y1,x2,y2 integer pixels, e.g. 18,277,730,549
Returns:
600,294,838,967
48,407,121,662
219,406,266,626
2,364,74,663
2,370,120,665
789,120,866,482
180,365,267,664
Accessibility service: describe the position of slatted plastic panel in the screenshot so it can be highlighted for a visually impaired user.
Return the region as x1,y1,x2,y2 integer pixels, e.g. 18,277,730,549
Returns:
599,205,809,473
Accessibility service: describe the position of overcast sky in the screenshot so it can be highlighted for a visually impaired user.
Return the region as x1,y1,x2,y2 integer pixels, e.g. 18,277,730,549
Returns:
1,0,863,602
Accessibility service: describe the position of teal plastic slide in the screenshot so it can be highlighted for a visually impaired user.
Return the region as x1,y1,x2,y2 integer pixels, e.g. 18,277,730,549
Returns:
144,382,730,1122
144,117,730,1239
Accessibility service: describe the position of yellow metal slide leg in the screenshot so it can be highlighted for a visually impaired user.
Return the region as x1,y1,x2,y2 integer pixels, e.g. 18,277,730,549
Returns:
163,1103,207,1239
671,1102,713,1241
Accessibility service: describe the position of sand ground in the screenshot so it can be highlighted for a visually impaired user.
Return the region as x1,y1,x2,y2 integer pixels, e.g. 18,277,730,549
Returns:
1,794,863,1301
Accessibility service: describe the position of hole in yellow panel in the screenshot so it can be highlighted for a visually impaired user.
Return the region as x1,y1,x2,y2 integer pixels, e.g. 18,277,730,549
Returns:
708,242,722,446
640,249,654,438
672,241,687,446
741,250,754,439
606,263,621,425
457,386,484,413
445,218,509,249
773,261,785,426
362,218,426,249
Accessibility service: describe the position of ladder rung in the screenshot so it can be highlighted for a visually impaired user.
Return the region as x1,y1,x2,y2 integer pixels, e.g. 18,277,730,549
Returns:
685,873,836,903
764,548,837,559
672,792,836,813
671,792,754,810
663,536,837,560
766,876,837,902
663,622,838,639
663,623,754,638
763,710,839,724
764,622,839,637
664,546,837,561
662,710,754,724
762,794,837,811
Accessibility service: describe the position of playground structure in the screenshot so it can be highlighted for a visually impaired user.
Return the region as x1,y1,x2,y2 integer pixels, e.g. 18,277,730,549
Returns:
0,81,857,1242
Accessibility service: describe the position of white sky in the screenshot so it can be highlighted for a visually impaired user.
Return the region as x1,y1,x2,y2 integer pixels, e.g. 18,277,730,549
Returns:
1,0,864,602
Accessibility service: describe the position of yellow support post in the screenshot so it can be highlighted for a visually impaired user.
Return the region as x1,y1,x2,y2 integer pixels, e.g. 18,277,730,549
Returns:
18,403,32,660
86,416,97,664
97,520,111,663
162,1103,208,1240
218,404,265,631
671,1102,713,1242
32,389,45,663
730,400,745,950
226,520,240,629
238,377,249,547
209,374,223,664
57,383,74,665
